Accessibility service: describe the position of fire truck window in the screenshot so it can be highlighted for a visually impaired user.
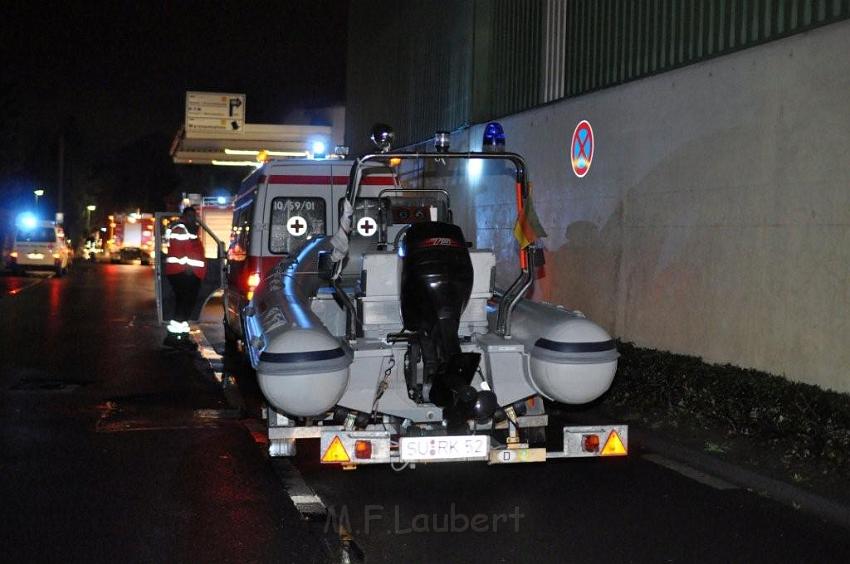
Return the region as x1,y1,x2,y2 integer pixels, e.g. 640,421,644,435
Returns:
269,197,326,254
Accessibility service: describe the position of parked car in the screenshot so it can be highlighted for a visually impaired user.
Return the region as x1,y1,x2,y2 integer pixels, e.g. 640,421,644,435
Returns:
8,219,72,276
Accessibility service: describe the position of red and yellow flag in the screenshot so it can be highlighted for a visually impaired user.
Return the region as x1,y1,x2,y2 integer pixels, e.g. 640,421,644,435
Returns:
513,182,547,249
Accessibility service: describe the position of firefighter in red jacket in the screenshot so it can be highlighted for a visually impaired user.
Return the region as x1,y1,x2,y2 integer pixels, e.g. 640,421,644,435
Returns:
164,206,207,349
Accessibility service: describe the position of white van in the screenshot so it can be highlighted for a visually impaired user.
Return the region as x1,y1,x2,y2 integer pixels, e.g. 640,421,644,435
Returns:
9,220,72,276
223,158,398,345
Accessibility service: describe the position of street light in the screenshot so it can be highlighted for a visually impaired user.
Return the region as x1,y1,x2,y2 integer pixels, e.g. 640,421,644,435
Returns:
33,189,45,209
86,204,96,232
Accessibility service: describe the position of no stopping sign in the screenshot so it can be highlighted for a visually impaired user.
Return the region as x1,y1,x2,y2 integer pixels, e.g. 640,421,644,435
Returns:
570,120,594,178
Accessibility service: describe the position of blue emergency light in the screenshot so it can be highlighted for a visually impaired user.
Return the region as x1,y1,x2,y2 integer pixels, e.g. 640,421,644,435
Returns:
16,212,38,231
312,141,327,159
482,122,506,152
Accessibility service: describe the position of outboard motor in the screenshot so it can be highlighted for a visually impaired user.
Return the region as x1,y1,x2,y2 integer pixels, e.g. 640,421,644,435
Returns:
399,222,497,426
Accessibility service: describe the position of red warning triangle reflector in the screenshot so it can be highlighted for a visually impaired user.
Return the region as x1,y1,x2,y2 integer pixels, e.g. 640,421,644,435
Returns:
600,430,627,456
322,435,351,463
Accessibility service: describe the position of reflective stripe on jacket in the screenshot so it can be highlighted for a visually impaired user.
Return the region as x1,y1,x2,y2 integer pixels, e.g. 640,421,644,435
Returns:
165,223,207,279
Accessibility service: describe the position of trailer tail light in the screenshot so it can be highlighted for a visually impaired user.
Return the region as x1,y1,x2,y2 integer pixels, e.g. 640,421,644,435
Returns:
582,434,600,453
320,431,391,465
354,440,372,460
562,425,629,458
600,431,627,456
321,436,351,463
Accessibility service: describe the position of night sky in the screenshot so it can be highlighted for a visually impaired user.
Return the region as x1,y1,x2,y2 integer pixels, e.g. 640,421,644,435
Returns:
0,1,347,235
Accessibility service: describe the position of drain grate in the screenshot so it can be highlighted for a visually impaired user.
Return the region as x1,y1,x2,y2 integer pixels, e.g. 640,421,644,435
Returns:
10,378,89,392
95,401,230,433
193,408,242,420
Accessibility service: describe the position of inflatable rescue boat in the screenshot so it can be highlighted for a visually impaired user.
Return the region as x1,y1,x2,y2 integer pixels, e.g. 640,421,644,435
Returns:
243,126,626,465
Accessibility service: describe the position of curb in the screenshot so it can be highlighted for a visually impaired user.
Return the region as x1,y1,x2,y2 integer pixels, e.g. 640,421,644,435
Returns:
190,326,223,373
190,324,246,413
549,407,850,530
631,428,850,530
193,323,364,563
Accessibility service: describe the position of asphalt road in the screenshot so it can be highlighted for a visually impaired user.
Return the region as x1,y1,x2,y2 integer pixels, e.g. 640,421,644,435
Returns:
3,264,850,563
0,264,328,563
284,417,850,564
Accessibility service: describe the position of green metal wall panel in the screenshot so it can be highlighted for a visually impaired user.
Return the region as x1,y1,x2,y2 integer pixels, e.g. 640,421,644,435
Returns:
347,1,849,149
558,0,850,101
346,0,473,152
486,0,544,117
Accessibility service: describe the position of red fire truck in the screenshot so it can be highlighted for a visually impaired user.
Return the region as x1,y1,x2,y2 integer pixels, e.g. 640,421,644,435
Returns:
105,212,156,265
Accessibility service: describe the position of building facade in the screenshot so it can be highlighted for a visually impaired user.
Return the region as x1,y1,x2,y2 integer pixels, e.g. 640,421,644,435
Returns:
346,1,850,392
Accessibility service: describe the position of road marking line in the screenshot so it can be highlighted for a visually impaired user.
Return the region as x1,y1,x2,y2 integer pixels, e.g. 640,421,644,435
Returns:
290,494,324,505
5,274,51,296
270,440,366,564
272,459,328,518
643,454,738,490
197,322,365,562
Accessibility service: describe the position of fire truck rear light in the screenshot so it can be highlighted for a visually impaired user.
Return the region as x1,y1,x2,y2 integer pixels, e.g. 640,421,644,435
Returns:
354,440,372,459
582,434,600,453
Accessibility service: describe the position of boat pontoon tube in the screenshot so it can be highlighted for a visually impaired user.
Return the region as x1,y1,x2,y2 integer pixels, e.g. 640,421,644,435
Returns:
246,238,353,417
489,298,618,404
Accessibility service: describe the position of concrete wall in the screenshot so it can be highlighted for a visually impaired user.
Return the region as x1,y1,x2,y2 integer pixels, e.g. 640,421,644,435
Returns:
454,20,850,393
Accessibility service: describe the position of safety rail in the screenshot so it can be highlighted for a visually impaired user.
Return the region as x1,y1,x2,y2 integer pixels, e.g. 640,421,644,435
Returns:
334,151,532,339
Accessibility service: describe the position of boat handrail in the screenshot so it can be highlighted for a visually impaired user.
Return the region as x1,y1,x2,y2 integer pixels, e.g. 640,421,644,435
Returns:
338,150,534,339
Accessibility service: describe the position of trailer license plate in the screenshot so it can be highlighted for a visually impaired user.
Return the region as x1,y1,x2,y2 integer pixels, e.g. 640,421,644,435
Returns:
399,435,490,462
